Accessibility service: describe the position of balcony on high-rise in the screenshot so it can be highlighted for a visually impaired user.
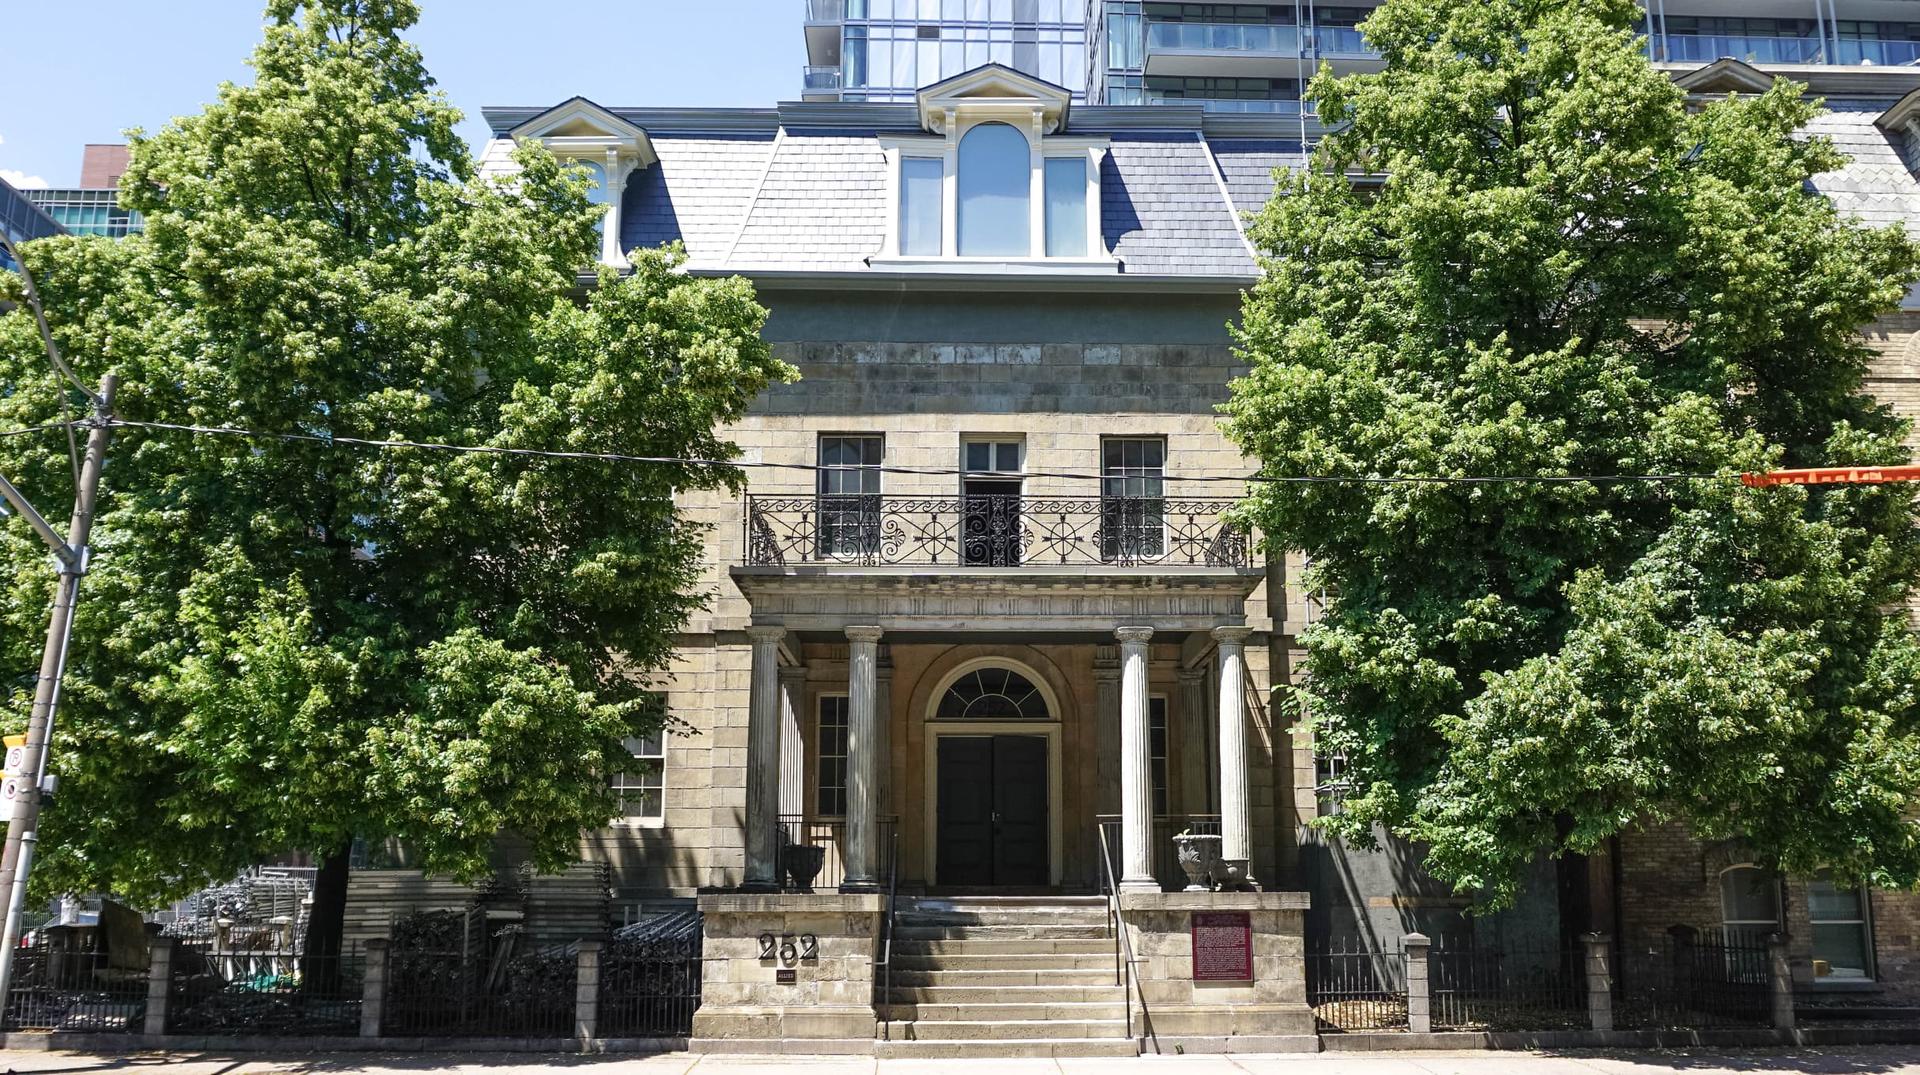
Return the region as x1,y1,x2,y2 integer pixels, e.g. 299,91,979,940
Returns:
805,0,844,68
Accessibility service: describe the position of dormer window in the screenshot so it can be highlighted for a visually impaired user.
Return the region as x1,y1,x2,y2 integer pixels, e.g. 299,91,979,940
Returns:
876,64,1114,270
500,97,658,268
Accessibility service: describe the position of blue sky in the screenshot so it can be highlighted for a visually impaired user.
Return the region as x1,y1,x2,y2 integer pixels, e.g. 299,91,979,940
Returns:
0,1,800,188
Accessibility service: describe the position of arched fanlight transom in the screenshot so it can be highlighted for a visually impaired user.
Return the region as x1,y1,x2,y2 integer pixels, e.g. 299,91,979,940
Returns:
937,665,1050,720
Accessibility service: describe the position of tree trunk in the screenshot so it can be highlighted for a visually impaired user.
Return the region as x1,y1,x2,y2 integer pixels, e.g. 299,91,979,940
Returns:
301,843,352,990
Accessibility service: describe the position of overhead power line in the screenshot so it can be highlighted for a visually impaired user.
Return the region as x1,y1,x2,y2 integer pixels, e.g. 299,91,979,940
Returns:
95,418,1736,486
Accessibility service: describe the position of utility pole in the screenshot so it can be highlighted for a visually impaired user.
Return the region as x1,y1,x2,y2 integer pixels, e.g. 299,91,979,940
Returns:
0,373,116,1000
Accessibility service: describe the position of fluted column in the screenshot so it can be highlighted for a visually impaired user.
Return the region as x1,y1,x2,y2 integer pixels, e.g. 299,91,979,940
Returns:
842,625,884,892
744,625,786,892
1178,665,1212,816
778,666,806,819
1215,626,1255,886
1117,626,1159,891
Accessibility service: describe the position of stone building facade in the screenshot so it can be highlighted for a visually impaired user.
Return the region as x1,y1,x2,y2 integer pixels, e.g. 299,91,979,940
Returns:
467,58,1920,1048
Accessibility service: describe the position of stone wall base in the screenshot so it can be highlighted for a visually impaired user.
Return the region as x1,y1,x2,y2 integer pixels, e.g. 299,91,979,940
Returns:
1148,1034,1319,1054
1143,1004,1315,1039
689,1005,877,1043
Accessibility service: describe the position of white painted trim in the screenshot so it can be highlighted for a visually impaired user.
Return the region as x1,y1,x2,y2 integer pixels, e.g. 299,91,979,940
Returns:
1195,131,1262,265
866,255,1120,274
723,127,788,266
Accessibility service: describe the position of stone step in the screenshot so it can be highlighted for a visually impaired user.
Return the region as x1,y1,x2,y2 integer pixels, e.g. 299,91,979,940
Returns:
891,936,1114,955
903,896,1109,909
897,907,1111,924
873,1037,1140,1059
888,968,1119,987
894,951,1114,971
884,984,1125,1004
881,1001,1128,1022
893,923,1112,941
879,1018,1129,1041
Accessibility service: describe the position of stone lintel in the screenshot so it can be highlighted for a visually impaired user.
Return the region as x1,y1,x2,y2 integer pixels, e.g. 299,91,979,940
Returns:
1121,890,1310,913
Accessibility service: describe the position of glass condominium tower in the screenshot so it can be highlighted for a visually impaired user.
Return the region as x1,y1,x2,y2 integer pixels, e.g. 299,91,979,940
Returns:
806,0,1920,111
803,0,1091,101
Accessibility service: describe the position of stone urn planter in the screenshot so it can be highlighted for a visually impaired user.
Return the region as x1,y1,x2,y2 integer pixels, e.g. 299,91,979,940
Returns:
781,841,827,892
1172,833,1223,892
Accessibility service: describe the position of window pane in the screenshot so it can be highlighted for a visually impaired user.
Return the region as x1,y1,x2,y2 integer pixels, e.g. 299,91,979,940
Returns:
1809,880,1863,921
966,442,991,471
1044,156,1087,256
958,123,1031,256
1720,867,1779,925
902,157,944,255
1813,923,1871,979
995,441,1020,471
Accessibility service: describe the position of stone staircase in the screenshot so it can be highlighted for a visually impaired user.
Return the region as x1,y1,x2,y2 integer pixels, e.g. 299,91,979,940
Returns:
874,895,1140,1059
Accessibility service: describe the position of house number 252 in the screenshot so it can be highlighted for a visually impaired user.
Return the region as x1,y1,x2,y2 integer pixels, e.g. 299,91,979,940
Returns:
758,932,818,964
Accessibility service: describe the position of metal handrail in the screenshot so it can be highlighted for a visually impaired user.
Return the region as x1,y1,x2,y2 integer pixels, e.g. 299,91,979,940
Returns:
874,828,900,1040
1097,822,1157,1053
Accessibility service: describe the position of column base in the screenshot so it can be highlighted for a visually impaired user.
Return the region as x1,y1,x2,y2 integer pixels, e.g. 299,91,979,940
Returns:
1120,879,1163,893
837,881,880,894
738,880,782,894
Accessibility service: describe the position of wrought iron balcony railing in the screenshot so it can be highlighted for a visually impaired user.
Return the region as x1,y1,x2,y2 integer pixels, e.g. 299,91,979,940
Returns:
744,493,1251,569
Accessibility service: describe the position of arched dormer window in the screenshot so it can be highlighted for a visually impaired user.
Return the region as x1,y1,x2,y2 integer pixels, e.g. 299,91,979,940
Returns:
876,64,1112,268
498,97,657,268
958,122,1030,256
578,159,610,234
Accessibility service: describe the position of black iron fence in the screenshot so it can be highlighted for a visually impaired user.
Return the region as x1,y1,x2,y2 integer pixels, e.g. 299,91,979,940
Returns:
1430,937,1589,1031
167,943,363,1036
1615,929,1771,1029
599,912,702,1038
776,815,898,892
1307,936,1408,1032
2,946,146,1033
382,943,575,1037
744,494,1251,568
1096,815,1223,892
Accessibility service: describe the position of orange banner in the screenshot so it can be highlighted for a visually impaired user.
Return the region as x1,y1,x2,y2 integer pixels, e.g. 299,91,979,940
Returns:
1741,465,1920,487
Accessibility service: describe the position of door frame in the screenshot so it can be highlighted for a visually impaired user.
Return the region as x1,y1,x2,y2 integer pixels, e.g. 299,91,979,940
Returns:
923,723,1063,887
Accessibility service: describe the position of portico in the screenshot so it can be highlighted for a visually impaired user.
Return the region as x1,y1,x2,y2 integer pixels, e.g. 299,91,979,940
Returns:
731,566,1274,895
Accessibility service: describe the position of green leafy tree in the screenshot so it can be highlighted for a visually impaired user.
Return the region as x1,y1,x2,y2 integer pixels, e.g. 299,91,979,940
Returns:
0,0,790,954
1224,0,1920,906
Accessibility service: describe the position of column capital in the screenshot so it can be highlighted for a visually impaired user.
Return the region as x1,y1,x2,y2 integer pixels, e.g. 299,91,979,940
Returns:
1115,626,1154,645
1212,625,1253,646
845,625,884,644
747,624,787,644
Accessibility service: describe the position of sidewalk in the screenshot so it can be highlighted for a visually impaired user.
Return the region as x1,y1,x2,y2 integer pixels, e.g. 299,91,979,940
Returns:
3,1048,1920,1075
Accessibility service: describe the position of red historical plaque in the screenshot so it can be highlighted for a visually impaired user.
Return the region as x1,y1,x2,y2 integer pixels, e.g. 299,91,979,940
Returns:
1191,911,1254,982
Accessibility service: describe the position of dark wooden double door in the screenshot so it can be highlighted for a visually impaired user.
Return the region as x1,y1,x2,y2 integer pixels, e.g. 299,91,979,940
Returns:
936,735,1049,887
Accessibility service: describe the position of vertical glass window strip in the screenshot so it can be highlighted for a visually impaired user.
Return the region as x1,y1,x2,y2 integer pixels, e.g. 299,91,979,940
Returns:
817,696,850,817
818,435,884,558
1044,156,1088,257
845,27,870,85
958,122,1031,257
1809,880,1873,980
578,159,609,234
1149,696,1170,816
901,157,944,256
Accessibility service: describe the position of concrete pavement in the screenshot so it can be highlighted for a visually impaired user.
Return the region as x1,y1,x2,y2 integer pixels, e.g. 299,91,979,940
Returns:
3,1048,1920,1075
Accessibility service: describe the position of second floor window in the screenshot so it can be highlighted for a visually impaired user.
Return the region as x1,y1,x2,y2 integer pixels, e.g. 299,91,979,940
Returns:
818,435,883,559
1102,436,1167,561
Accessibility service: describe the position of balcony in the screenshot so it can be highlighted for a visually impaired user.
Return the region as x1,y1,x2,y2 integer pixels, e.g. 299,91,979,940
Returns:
1656,33,1825,65
1146,94,1304,114
804,0,843,67
803,65,843,91
1145,20,1300,76
742,493,1251,569
1833,38,1920,66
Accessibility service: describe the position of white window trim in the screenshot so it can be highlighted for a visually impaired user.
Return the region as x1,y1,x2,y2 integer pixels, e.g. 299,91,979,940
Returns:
874,119,1113,268
612,729,667,829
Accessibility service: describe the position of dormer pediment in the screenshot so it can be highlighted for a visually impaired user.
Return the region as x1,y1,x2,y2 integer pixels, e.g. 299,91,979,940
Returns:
1671,58,1777,96
916,64,1073,135
509,96,657,169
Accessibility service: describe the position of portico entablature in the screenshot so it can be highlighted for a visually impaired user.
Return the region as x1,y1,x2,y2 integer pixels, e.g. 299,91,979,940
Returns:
729,565,1263,633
